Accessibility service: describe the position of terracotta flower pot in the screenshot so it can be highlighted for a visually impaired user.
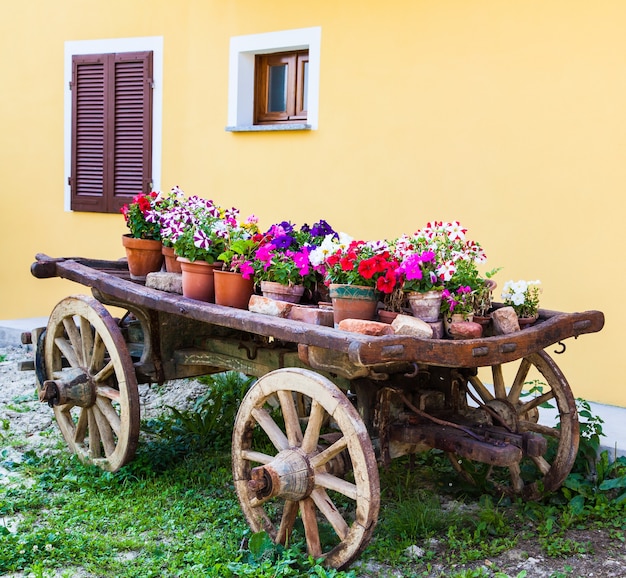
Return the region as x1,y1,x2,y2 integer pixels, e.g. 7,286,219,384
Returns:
406,290,442,322
214,270,254,309
122,235,163,280
328,284,377,327
162,245,182,274
260,281,305,303
178,257,222,302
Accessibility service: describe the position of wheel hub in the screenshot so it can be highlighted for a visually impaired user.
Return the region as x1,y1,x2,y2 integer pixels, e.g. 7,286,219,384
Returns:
485,399,519,430
39,367,97,408
248,448,314,501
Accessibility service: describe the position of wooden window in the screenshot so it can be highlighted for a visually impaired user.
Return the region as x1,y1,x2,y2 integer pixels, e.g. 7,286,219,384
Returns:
70,51,153,213
254,50,308,124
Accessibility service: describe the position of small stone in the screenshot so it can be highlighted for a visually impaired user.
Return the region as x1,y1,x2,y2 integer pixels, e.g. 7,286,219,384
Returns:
145,272,182,294
248,295,293,318
288,305,334,326
449,321,483,339
404,545,425,559
391,314,434,339
337,319,394,336
492,306,520,335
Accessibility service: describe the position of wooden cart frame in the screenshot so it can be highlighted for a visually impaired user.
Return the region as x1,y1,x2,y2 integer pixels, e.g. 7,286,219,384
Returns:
27,254,605,569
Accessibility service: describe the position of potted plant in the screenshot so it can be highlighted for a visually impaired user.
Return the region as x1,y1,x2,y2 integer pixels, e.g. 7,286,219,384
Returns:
252,221,328,303
156,185,187,272
501,279,542,326
310,233,398,324
165,195,232,302
441,285,475,336
120,191,164,279
214,215,261,309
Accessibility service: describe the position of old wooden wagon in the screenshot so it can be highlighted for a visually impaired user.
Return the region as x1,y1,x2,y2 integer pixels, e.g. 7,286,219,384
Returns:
25,254,604,569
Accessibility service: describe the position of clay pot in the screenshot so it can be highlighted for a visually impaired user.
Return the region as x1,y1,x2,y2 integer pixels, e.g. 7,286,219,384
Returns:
328,284,377,327
214,270,254,309
122,235,163,280
518,315,538,329
406,290,442,322
162,245,182,274
377,309,400,324
260,281,305,303
178,257,222,302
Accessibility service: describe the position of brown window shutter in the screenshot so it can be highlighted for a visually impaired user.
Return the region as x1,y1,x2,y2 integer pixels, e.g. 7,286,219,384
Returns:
70,54,107,212
70,51,153,213
110,51,153,214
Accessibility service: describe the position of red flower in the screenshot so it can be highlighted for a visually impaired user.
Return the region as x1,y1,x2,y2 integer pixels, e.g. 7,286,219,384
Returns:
376,268,397,294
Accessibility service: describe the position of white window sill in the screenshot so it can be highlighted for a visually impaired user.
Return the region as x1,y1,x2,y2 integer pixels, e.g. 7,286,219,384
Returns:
225,124,311,132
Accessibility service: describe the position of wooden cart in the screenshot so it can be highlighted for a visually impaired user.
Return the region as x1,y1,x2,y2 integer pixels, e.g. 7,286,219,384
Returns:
26,254,604,569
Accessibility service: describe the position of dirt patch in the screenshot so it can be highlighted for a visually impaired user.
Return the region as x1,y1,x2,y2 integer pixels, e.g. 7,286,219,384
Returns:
1,344,626,577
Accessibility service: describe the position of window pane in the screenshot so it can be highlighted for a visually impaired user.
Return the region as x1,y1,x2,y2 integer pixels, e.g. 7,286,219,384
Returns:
268,64,287,112
302,61,309,111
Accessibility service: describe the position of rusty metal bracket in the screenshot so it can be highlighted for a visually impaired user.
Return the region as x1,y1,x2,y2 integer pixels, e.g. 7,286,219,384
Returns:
238,342,259,360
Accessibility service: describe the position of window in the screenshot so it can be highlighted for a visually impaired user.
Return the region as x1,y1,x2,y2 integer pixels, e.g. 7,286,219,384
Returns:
255,50,308,124
64,36,163,213
70,51,153,213
226,27,321,132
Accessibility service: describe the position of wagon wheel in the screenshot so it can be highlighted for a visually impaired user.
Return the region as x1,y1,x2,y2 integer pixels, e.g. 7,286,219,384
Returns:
450,351,578,500
232,368,380,570
41,295,140,472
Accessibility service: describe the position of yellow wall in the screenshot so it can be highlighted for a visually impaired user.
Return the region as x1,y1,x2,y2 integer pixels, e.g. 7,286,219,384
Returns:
1,1,622,404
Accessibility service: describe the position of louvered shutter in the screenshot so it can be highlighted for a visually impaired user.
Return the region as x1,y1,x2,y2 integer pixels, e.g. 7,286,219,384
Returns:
70,51,153,213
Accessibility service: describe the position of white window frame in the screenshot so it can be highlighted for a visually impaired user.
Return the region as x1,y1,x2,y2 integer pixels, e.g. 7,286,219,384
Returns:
63,36,164,212
226,27,321,131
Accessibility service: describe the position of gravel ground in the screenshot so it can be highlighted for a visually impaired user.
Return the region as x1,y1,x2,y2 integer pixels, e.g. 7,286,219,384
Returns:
1,344,626,577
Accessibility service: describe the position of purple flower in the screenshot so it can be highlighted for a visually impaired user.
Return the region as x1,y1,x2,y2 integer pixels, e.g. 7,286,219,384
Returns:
193,229,212,250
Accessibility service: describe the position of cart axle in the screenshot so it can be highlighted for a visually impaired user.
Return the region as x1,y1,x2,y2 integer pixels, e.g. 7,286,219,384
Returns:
39,368,96,408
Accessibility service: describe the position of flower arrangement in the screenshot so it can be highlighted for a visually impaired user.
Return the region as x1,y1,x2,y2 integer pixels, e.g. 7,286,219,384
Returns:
310,234,398,294
162,195,233,264
501,279,542,318
120,191,162,240
217,215,261,279
253,221,331,289
441,285,475,317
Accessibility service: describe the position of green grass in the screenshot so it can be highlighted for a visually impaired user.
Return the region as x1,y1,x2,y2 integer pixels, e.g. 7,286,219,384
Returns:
1,377,626,577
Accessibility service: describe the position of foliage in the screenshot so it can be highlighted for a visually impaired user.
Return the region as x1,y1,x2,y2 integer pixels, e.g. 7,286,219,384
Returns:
501,280,542,318
120,191,162,240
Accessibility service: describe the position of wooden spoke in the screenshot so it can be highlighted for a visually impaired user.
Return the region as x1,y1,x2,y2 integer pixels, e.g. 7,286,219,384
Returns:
276,500,299,545
310,436,348,469
251,407,290,451
92,403,116,457
89,333,106,374
87,410,102,458
310,487,349,540
452,352,579,500
241,449,274,465
277,390,303,446
93,359,115,384
79,316,93,369
62,318,84,366
300,497,322,559
315,472,357,500
520,420,561,438
518,390,555,414
54,337,79,368
492,364,506,399
43,296,139,472
233,368,379,570
468,375,494,403
96,397,121,437
74,407,88,443
96,385,121,402
507,358,532,404
301,400,325,454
